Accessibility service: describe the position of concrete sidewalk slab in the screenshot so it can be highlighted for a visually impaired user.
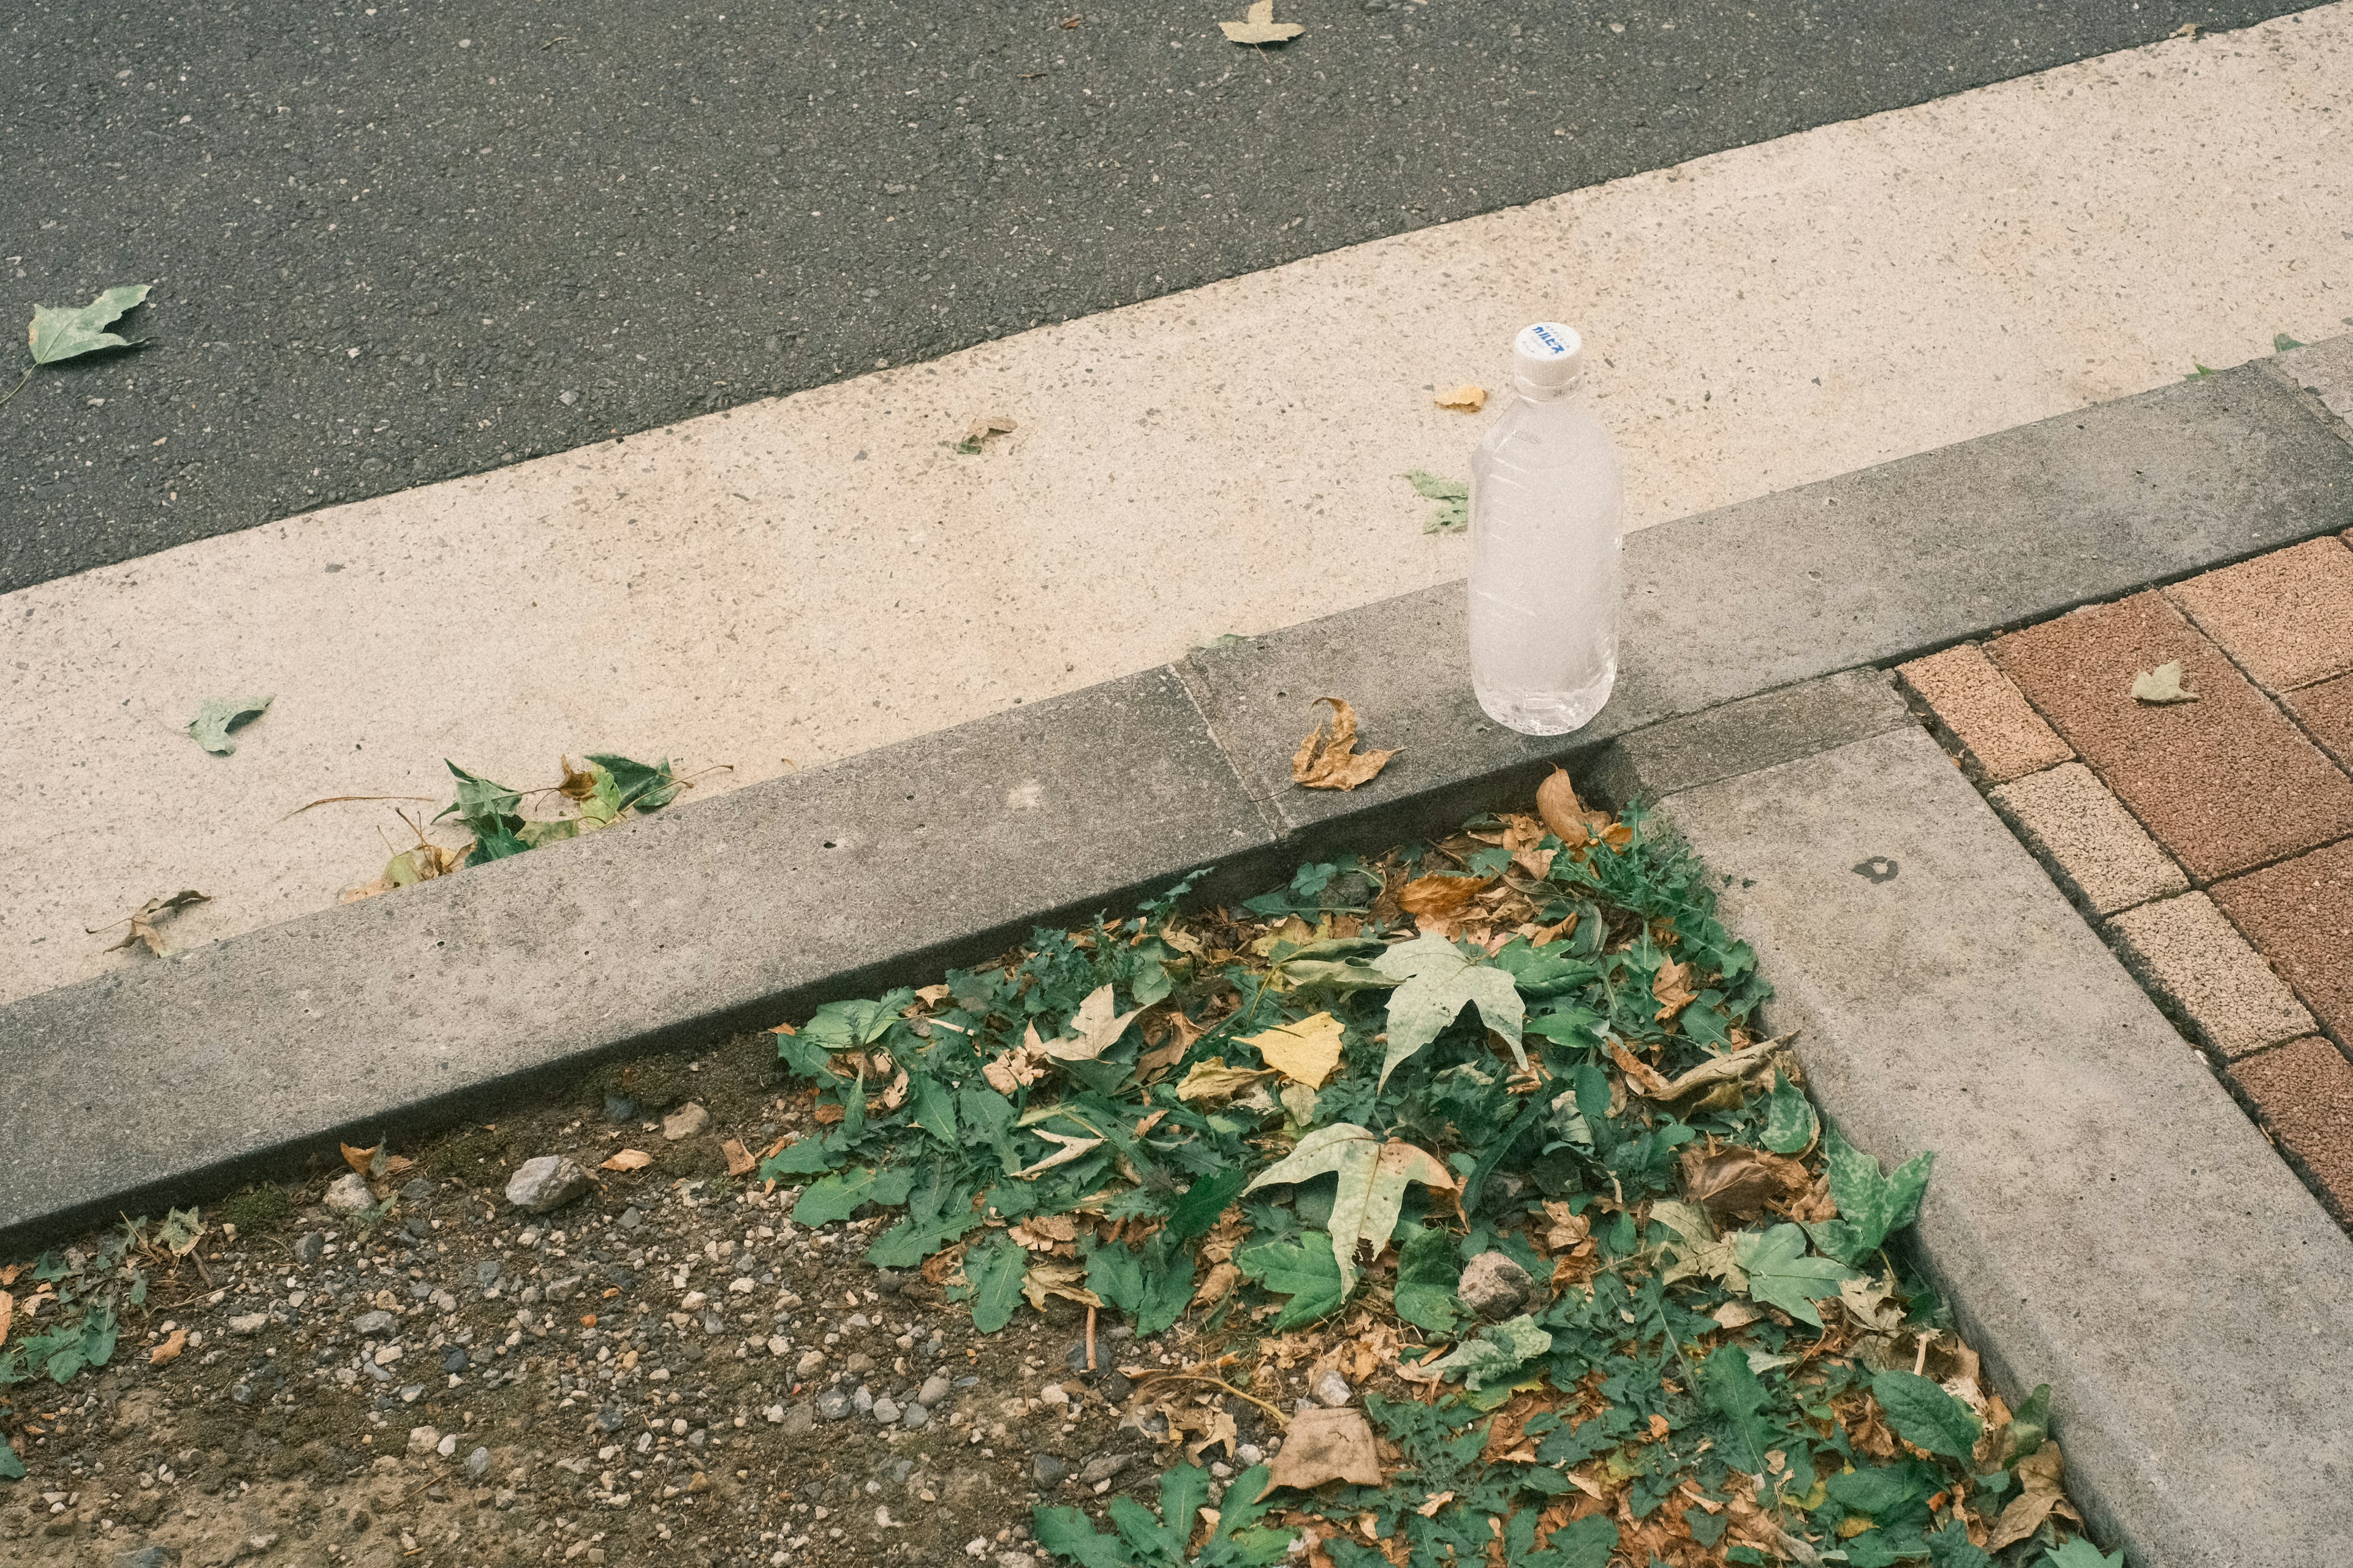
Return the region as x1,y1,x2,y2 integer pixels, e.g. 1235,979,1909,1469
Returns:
1656,722,2353,1567
0,668,1274,1241
8,5,2353,1005
1992,591,2353,881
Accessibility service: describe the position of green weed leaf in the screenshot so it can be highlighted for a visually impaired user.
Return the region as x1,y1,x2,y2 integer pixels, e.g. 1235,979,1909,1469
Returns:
1234,1230,1346,1330
963,1235,1029,1333
1391,1224,1461,1337
1808,1131,1932,1264
791,1167,914,1227
1870,1368,1980,1461
1760,1070,1818,1154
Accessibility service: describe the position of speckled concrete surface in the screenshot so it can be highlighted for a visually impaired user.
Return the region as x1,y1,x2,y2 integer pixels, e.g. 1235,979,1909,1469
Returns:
2168,536,2353,693
6,9,2353,1004
2107,893,2318,1060
1898,643,2074,783
1990,762,2188,916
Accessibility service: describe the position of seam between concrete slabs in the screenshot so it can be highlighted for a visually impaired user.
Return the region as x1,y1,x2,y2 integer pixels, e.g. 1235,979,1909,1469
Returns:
1656,722,2353,1567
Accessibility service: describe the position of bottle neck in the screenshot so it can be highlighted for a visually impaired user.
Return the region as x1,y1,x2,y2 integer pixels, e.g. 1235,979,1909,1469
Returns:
1513,374,1583,404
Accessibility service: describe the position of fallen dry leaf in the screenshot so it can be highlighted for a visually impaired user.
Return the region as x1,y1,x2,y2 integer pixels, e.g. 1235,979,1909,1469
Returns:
2131,660,2199,704
1615,1036,1786,1101
1176,1056,1276,1105
958,414,1017,452
0,1289,11,1350
1539,1200,1590,1254
1219,0,1304,44
601,1149,654,1172
556,757,601,800
1415,1491,1456,1518
721,1138,756,1177
1292,697,1398,791
1433,384,1487,412
149,1327,188,1366
1651,958,1698,1022
339,1141,417,1183
1013,1129,1104,1179
1011,1214,1081,1249
1266,1406,1383,1491
1985,1442,2066,1550
1679,1143,1808,1227
1246,1012,1346,1088
1535,767,1587,847
91,889,210,956
1021,1261,1102,1311
1034,983,1150,1063
1397,873,1483,921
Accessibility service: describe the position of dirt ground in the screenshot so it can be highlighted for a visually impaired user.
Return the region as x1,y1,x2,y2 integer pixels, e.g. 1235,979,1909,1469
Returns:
1,1032,1286,1568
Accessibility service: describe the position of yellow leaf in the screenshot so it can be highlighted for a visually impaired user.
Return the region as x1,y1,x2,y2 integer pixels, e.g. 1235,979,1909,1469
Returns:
1219,0,1303,44
1245,1011,1346,1088
1176,1056,1275,1104
601,1149,654,1172
1433,384,1487,411
0,1289,11,1350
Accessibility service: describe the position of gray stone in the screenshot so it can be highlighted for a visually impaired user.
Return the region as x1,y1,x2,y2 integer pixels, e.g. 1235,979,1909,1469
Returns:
661,1102,710,1142
443,1347,469,1374
1455,1252,1534,1320
1585,668,1911,807
0,667,1272,1243
779,1402,816,1437
464,1445,491,1480
115,1547,179,1568
353,1309,395,1335
850,1385,875,1415
504,1156,594,1214
1031,1453,1067,1487
1183,365,2353,842
795,1349,827,1379
1077,1453,1131,1485
323,1173,374,1216
871,1396,900,1423
900,1401,928,1428
917,1373,951,1406
400,1176,436,1203
1657,721,2353,1565
292,1231,325,1265
603,1094,638,1124
817,1391,852,1422
1309,1369,1352,1408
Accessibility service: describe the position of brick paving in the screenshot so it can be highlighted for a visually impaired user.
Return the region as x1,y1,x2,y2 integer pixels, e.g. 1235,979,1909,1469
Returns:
1903,534,2353,1231
1991,591,2353,882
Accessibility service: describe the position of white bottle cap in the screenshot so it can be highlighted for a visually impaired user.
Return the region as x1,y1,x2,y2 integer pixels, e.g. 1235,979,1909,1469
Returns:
1513,322,1584,392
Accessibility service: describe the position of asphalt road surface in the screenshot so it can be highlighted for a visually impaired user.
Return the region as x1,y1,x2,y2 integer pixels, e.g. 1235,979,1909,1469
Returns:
2,0,2315,591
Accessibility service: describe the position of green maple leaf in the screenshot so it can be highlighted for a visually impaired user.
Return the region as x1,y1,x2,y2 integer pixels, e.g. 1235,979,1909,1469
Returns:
1233,1230,1346,1330
2042,1540,2124,1568
1806,1131,1933,1264
1870,1368,1982,1461
1373,933,1525,1087
184,695,273,756
1425,1313,1552,1392
28,284,150,364
1391,1224,1461,1336
1241,1123,1450,1297
1406,470,1469,534
1730,1224,1858,1329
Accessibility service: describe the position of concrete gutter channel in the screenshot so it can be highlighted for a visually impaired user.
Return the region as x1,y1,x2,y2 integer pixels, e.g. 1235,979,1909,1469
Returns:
6,342,2352,1559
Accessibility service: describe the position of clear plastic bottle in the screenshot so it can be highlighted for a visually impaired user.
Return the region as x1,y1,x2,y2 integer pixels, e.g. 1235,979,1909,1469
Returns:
1468,322,1623,735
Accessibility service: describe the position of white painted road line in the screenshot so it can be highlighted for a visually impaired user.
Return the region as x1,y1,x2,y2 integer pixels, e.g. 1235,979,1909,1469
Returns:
5,9,2350,1004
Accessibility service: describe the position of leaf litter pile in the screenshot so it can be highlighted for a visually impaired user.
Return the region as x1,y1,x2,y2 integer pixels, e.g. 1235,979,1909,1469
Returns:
2,778,2117,1568
751,771,2113,1568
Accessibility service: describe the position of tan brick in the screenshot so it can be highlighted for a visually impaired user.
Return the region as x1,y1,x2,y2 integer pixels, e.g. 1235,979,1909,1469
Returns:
2168,536,2353,692
2106,892,2316,1059
2228,1037,2353,1224
1895,642,2071,783
1990,762,2187,915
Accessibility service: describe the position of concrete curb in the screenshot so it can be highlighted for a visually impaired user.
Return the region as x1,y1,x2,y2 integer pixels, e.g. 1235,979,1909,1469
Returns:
1651,717,2353,1567
5,354,2351,1249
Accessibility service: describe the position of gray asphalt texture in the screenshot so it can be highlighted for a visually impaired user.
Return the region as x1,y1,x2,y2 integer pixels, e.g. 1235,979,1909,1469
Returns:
2,1,2316,593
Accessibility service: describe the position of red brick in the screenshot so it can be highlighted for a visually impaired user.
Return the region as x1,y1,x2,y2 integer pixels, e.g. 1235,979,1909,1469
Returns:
2212,836,2353,1044
1990,593,2353,881
2287,670,2353,769
2227,1037,2353,1224
2169,537,2353,691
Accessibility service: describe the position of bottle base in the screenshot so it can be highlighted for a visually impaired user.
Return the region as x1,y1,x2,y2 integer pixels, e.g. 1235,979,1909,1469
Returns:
1475,664,1616,737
